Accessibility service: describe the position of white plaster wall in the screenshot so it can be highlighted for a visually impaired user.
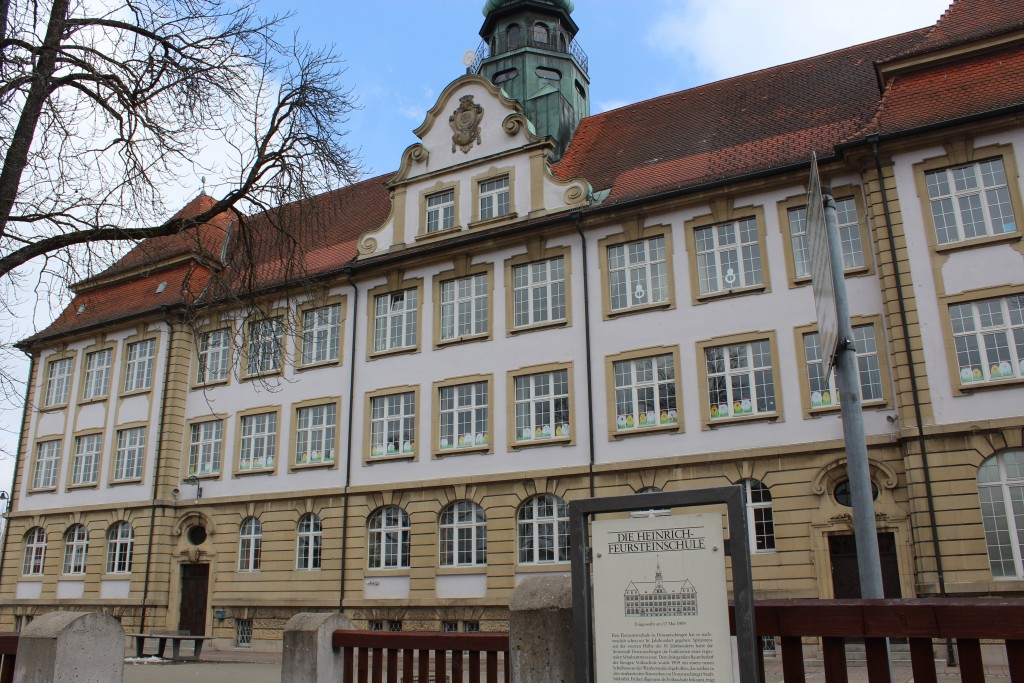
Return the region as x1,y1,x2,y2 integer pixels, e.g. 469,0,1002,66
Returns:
890,128,1024,427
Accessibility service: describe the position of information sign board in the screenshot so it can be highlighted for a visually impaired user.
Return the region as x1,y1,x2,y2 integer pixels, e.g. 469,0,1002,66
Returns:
806,152,839,373
591,513,732,683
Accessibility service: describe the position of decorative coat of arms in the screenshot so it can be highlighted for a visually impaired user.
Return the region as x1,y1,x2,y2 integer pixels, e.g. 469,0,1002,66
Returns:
450,95,483,154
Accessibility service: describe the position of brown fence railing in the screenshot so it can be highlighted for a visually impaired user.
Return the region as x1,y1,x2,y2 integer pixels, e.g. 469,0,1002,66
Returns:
331,630,509,683
729,599,1024,683
0,632,18,683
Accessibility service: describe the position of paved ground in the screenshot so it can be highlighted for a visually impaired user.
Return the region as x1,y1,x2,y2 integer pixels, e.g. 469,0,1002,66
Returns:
123,661,280,683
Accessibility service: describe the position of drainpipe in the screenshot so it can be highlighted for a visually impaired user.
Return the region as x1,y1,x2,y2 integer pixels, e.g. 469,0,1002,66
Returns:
869,140,953,661
0,351,37,589
574,212,596,497
339,269,359,611
140,307,175,632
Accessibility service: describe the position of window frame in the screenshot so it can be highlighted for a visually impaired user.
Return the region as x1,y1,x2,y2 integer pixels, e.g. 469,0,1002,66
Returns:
105,521,134,574
234,407,281,475
296,513,323,571
419,181,461,237
432,375,493,457
977,450,1024,579
507,362,575,449
185,417,226,478
604,346,684,439
913,143,1024,254
940,286,1024,394
504,244,572,334
69,431,103,488
238,517,262,572
597,224,675,319
793,316,892,418
432,260,494,348
367,505,411,570
696,330,783,428
776,186,873,288
439,500,487,568
297,296,346,369
685,205,770,303
740,479,776,553
23,527,46,576
31,439,62,491
243,313,285,379
364,385,419,463
63,524,89,575
290,398,340,470
195,327,232,386
470,166,516,226
80,344,115,402
111,424,147,483
366,276,424,359
516,494,570,565
121,336,157,394
42,354,75,408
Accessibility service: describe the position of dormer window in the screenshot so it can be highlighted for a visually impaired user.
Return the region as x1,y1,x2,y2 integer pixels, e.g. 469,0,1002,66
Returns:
479,176,510,220
536,67,561,81
507,24,521,49
494,68,518,85
532,23,549,45
426,190,455,233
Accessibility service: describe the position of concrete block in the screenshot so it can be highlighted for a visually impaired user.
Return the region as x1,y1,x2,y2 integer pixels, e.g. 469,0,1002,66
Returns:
509,574,574,683
280,612,354,683
14,611,125,683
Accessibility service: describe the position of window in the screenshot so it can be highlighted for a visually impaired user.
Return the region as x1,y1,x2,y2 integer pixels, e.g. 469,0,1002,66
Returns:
236,619,253,647
82,348,112,399
106,522,134,574
517,495,569,564
478,176,510,220
704,339,777,420
612,353,679,432
368,506,410,569
787,196,866,280
833,478,878,507
124,339,156,392
532,23,549,44
444,620,481,633
71,434,101,486
23,528,46,575
803,324,884,409
113,427,146,481
32,440,61,489
370,392,416,457
536,67,561,81
188,420,223,476
426,190,455,233
977,451,1024,578
513,369,570,444
246,317,283,375
239,412,277,471
373,289,418,353
741,479,775,552
439,381,489,452
44,357,73,407
512,257,566,328
949,295,1024,384
607,236,668,311
197,329,230,383
636,486,669,516
63,525,88,575
440,273,488,341
695,218,762,295
295,403,336,465
238,517,262,572
439,501,487,567
925,158,1016,244
296,513,322,571
302,304,341,365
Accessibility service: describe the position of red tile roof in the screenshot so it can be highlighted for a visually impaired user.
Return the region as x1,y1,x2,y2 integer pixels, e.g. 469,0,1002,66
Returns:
901,0,1024,56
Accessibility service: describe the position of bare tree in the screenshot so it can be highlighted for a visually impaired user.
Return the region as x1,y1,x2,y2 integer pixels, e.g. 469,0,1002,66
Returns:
0,0,362,457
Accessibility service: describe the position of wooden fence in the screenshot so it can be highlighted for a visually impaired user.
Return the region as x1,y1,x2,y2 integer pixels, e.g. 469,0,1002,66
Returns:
331,630,509,683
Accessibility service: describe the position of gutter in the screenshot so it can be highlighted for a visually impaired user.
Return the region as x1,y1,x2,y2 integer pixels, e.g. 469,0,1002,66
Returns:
573,212,596,497
339,268,359,612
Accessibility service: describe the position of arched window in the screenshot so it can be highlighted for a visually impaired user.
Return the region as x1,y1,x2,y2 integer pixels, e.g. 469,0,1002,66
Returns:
517,495,569,564
63,524,88,575
532,23,549,45
507,24,521,49
741,479,775,552
23,527,46,576
238,517,262,572
296,513,322,571
368,506,410,569
106,522,134,574
439,501,487,567
977,451,1024,578
634,486,669,516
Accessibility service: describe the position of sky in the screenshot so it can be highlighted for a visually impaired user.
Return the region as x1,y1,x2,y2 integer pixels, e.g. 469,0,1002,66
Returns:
0,0,953,498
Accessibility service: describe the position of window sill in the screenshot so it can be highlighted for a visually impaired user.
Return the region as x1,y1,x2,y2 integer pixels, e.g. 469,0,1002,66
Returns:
704,412,779,429
366,453,417,464
67,482,99,491
957,375,1024,393
934,230,1020,254
185,471,222,481
808,399,889,416
109,478,144,487
290,460,337,471
119,387,153,398
27,487,58,495
192,378,229,390
39,403,69,413
234,467,277,476
369,346,419,360
436,333,490,350
415,226,463,241
610,422,683,440
792,266,869,288
78,395,109,406
241,369,283,382
509,319,569,336
296,359,342,372
696,284,767,303
606,299,673,320
510,436,573,450
468,212,518,230
436,566,487,576
434,445,490,458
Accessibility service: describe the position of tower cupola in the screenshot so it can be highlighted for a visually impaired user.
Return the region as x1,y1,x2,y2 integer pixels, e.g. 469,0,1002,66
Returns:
473,0,590,160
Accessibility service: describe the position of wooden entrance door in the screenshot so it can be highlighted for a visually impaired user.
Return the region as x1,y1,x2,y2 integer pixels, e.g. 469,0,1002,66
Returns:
178,564,209,635
828,532,902,598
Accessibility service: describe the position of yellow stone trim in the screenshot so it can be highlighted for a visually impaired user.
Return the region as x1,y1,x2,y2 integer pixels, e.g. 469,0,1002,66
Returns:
432,374,494,457
288,396,343,472
684,203,771,305
39,348,79,411
188,316,234,390
118,328,161,397
182,413,229,480
77,339,118,404
505,361,575,450
239,307,287,381
938,283,1024,395
365,273,424,361
694,329,783,429
363,384,421,464
416,180,462,239
603,345,685,440
502,240,573,336
65,427,105,490
294,293,348,371
26,437,63,494
106,421,150,486
596,220,676,320
231,405,283,477
432,259,495,349
469,165,517,228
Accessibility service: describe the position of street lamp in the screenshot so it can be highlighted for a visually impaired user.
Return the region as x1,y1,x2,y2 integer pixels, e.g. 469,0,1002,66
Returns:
182,476,202,499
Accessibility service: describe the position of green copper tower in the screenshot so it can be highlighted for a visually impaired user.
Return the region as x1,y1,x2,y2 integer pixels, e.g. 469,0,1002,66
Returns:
476,0,590,160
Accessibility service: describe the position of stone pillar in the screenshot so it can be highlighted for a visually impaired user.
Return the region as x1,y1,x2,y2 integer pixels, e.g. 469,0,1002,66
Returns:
509,575,574,683
14,611,125,683
281,612,355,683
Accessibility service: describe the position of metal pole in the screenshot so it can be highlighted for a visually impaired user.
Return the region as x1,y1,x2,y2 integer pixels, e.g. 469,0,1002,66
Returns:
822,189,885,600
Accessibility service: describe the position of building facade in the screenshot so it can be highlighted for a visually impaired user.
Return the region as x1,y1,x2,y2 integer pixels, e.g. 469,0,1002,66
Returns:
3,0,1024,650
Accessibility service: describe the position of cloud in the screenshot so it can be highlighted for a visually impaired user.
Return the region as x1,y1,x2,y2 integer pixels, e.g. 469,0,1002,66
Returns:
396,86,437,122
597,100,631,113
646,0,952,83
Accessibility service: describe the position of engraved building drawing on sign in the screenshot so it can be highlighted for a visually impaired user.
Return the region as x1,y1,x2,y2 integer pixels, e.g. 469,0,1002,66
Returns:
623,560,698,617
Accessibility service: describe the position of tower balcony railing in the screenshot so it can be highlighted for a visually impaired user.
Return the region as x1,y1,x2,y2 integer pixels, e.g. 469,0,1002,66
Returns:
471,29,589,76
